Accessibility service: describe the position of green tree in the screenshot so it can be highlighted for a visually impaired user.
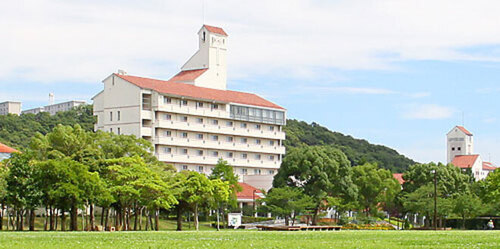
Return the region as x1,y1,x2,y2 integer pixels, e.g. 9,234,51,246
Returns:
258,187,314,226
452,193,482,229
352,163,400,216
273,146,357,225
0,160,9,230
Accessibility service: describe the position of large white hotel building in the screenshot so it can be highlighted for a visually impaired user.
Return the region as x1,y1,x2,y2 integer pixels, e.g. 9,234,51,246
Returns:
93,25,286,190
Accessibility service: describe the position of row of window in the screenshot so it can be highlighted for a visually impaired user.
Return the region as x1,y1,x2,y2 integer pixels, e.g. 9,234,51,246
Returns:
109,111,121,122
163,96,221,110
109,127,121,135
179,164,275,175
163,147,278,161
160,113,277,131
161,130,278,146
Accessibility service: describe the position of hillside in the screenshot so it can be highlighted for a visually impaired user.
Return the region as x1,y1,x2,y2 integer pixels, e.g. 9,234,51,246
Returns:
0,105,94,149
284,120,416,172
0,107,415,172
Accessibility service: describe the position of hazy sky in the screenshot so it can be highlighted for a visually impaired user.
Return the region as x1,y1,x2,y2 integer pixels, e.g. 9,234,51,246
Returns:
2,0,500,164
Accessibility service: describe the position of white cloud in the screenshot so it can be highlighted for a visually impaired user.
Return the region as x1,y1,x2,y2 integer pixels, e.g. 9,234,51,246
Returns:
403,104,456,120
1,0,500,84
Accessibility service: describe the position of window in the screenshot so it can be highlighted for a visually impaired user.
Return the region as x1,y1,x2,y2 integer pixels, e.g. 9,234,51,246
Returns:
110,128,113,133
240,123,247,128
181,116,188,122
197,150,204,156
226,121,233,127
110,111,113,121
164,147,172,154
117,127,121,135
197,102,204,108
164,96,171,104
182,100,188,106
196,118,203,123
181,132,188,138
269,155,275,160
227,136,234,142
212,119,219,125
165,114,172,120
165,131,172,137
197,134,204,140
181,149,188,155
211,135,219,141
242,153,248,159
452,147,455,151
198,166,204,173
212,151,219,157
268,170,275,175
211,104,219,109
241,138,247,144
269,141,275,146
254,169,261,175
458,147,461,151
256,139,261,145
182,165,188,170
269,126,275,131
255,124,261,130
255,154,261,160
227,152,233,158
241,168,248,174
117,111,121,121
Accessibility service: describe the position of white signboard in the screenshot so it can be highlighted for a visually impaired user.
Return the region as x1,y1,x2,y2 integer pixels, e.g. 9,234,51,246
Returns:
228,213,242,228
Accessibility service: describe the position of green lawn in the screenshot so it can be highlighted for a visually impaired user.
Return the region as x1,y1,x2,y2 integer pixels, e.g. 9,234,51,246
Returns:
0,230,499,248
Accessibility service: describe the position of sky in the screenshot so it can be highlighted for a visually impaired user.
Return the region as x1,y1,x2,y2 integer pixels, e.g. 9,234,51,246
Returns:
2,0,500,164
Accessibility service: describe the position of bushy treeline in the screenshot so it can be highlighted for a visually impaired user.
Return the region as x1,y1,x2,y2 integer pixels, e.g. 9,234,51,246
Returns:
284,120,416,173
0,125,238,231
262,146,500,229
0,105,95,149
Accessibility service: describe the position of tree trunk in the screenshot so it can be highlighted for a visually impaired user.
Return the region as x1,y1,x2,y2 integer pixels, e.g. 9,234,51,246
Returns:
44,207,48,231
90,204,95,231
139,207,143,231
100,207,105,226
194,204,199,231
285,216,290,226
176,207,182,231
70,203,78,231
49,207,55,231
311,205,320,226
81,206,85,231
145,210,150,231
134,205,138,231
55,209,59,231
154,209,159,231
29,209,35,231
19,210,24,231
0,203,3,231
462,215,466,230
104,208,109,230
61,209,66,231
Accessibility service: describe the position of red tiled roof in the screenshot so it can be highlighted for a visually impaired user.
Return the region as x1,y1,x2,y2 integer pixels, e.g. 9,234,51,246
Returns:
457,126,473,136
115,74,285,110
169,69,208,82
0,142,18,153
203,25,228,36
236,182,262,200
483,162,497,171
393,173,405,185
452,155,480,169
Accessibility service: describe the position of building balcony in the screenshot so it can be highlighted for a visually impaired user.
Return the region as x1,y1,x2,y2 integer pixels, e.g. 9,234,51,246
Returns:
141,127,152,137
154,120,286,140
141,110,153,120
156,154,281,169
153,136,286,155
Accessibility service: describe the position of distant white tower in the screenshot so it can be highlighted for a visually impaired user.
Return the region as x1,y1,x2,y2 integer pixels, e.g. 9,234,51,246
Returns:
49,93,54,105
178,25,228,90
447,126,474,163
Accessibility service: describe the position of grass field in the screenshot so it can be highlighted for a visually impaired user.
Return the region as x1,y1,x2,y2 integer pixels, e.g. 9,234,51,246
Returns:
0,230,499,249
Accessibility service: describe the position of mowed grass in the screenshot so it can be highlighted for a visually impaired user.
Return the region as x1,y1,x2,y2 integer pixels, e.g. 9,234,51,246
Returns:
0,230,499,249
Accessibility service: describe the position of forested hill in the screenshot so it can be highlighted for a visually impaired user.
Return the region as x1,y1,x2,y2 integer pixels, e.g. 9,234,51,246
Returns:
0,106,414,172
284,119,416,172
0,105,94,149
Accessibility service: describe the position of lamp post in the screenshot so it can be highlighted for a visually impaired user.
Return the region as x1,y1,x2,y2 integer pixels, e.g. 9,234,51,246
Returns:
430,169,437,231
253,190,257,218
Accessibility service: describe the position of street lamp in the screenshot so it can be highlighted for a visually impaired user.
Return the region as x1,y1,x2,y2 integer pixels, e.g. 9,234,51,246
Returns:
430,169,437,231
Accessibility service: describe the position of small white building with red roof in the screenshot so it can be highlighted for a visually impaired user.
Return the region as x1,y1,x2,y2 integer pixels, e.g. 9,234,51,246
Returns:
92,25,286,189
447,126,497,180
0,142,18,160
